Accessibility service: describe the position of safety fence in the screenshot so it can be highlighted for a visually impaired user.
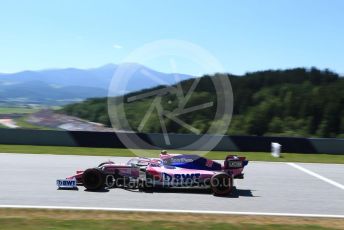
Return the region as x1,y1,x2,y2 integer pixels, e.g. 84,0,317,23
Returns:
0,129,343,154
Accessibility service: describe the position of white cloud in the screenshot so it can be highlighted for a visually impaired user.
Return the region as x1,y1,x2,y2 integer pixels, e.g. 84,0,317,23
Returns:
112,44,123,49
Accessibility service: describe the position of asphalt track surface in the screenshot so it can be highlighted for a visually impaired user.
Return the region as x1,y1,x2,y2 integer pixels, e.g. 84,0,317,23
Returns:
0,153,343,217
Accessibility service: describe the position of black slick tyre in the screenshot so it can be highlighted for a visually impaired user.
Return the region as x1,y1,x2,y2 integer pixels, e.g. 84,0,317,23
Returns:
82,168,105,190
210,173,233,196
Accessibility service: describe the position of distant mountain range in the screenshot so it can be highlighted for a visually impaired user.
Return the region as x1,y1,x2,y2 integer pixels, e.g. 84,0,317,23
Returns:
0,63,193,105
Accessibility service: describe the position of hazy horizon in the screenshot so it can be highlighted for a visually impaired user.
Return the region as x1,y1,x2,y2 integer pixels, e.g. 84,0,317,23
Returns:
0,62,343,77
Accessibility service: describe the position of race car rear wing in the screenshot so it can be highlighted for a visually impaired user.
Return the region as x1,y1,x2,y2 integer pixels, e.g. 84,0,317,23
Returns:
224,155,249,178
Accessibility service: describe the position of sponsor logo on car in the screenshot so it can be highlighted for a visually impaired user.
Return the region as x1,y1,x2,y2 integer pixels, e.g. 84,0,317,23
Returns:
228,161,242,168
56,179,77,188
163,173,201,183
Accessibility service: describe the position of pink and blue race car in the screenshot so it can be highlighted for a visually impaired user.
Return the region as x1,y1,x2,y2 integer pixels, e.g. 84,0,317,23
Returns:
57,152,248,196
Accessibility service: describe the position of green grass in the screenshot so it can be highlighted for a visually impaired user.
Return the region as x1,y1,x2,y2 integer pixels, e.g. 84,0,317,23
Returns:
0,209,341,230
0,218,336,230
0,144,343,163
0,107,39,114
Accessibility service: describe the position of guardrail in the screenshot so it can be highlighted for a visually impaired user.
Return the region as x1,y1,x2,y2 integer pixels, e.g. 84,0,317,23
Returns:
0,129,343,154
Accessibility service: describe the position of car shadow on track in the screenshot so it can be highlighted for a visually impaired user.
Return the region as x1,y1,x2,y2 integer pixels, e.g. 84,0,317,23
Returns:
227,188,257,198
57,188,79,191
120,187,256,198
84,188,110,193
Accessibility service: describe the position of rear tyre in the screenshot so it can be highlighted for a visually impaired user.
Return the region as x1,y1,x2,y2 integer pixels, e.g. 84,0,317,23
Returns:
82,168,105,190
210,173,233,196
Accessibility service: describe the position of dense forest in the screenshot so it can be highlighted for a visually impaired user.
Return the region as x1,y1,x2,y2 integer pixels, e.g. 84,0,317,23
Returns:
61,68,344,138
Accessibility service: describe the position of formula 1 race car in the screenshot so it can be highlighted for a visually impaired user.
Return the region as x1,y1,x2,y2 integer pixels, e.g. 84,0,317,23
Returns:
57,152,248,196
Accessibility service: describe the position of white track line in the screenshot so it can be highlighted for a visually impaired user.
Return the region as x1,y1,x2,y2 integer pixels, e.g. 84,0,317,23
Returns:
0,205,343,218
287,163,344,190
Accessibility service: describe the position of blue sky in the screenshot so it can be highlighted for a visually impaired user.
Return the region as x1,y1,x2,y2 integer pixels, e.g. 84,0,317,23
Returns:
0,0,343,75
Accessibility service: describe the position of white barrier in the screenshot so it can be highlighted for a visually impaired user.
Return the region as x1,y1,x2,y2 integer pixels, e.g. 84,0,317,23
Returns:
271,142,281,158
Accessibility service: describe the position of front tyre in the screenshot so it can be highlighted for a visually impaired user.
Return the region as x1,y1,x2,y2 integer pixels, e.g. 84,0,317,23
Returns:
210,173,233,196
82,168,105,190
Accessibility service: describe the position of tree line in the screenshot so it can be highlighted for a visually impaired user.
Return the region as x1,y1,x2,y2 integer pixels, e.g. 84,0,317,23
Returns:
61,67,344,138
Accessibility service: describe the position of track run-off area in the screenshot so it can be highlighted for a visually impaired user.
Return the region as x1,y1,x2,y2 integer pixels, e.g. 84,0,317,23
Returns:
0,153,343,218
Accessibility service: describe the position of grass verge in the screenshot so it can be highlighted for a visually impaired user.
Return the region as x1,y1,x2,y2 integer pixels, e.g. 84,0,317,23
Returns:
0,107,39,114
0,144,344,163
0,209,342,230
